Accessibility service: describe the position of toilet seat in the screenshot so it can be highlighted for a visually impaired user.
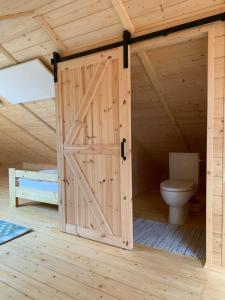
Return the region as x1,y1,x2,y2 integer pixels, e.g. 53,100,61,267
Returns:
160,179,195,192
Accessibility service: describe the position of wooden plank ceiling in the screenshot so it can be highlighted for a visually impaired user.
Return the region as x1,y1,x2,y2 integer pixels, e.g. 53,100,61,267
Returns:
0,0,221,166
131,37,208,174
0,99,56,166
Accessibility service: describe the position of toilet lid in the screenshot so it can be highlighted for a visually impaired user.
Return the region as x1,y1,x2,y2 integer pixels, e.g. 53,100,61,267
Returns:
160,180,195,192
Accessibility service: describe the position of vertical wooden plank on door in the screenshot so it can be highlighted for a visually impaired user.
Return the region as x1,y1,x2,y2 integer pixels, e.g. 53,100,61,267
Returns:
64,68,73,226
56,48,133,249
55,63,66,231
74,67,82,229
112,58,121,236
119,46,133,249
106,60,113,229
221,20,225,267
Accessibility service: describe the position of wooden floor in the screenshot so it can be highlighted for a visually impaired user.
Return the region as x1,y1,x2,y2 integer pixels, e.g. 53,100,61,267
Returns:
0,171,225,299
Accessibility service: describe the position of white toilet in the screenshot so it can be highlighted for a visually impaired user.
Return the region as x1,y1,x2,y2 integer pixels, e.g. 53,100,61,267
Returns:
160,152,199,225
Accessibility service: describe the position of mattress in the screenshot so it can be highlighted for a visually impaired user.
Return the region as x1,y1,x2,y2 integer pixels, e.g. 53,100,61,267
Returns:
18,169,58,192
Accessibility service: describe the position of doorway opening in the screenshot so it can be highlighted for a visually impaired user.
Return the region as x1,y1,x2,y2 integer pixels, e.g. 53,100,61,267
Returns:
131,35,208,261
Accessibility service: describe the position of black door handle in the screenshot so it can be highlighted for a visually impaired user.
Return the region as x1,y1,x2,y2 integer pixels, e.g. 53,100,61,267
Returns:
121,138,126,161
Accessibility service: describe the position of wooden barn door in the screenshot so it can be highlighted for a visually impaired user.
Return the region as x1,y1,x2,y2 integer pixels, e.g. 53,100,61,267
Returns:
56,47,133,249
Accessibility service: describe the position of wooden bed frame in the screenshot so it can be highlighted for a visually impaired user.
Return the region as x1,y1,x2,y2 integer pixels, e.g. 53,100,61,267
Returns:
9,168,58,207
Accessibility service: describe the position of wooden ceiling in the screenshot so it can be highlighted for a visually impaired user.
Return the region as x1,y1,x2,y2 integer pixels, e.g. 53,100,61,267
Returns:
0,0,224,69
131,37,208,173
0,99,56,166
0,0,222,167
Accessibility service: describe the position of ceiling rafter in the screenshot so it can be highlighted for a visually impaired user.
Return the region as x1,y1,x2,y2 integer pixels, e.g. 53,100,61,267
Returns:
34,15,67,51
137,50,190,152
0,45,18,65
110,0,135,33
0,11,34,21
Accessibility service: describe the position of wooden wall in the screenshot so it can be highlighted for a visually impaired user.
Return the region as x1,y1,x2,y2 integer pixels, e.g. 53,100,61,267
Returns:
208,21,225,270
132,136,160,197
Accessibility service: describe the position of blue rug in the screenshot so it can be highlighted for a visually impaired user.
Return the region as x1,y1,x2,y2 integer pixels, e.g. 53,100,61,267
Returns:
0,220,32,245
134,218,205,259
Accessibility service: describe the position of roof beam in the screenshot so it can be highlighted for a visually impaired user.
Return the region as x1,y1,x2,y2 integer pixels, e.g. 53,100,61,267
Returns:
137,50,190,152
34,15,67,51
0,45,18,64
110,0,135,33
0,11,34,21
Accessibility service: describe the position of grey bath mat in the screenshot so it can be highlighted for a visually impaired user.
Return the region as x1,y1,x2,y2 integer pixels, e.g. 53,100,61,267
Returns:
0,220,32,245
134,218,205,259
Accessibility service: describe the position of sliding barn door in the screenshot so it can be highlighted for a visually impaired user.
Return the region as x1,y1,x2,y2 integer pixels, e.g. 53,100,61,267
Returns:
56,47,133,249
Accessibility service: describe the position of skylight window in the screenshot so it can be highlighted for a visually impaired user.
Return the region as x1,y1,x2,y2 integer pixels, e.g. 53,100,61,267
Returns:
0,59,55,104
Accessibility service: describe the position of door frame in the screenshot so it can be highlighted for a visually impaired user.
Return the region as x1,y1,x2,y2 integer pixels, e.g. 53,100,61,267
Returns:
131,23,215,266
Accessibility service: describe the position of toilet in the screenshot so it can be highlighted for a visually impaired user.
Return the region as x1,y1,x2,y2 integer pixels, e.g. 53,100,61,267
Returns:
160,152,199,225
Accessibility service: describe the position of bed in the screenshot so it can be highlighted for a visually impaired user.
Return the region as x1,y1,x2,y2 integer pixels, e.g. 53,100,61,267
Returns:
9,168,58,207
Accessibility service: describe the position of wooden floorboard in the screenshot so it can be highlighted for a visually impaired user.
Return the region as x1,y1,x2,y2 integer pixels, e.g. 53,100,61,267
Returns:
0,170,224,299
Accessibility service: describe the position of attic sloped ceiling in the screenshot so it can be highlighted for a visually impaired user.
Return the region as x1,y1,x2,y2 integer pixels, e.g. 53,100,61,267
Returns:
0,37,207,169
0,99,56,166
131,37,208,174
0,0,224,70
0,0,221,167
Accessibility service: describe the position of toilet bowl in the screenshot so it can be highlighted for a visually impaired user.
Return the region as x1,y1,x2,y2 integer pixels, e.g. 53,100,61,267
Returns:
160,180,196,225
160,153,199,225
